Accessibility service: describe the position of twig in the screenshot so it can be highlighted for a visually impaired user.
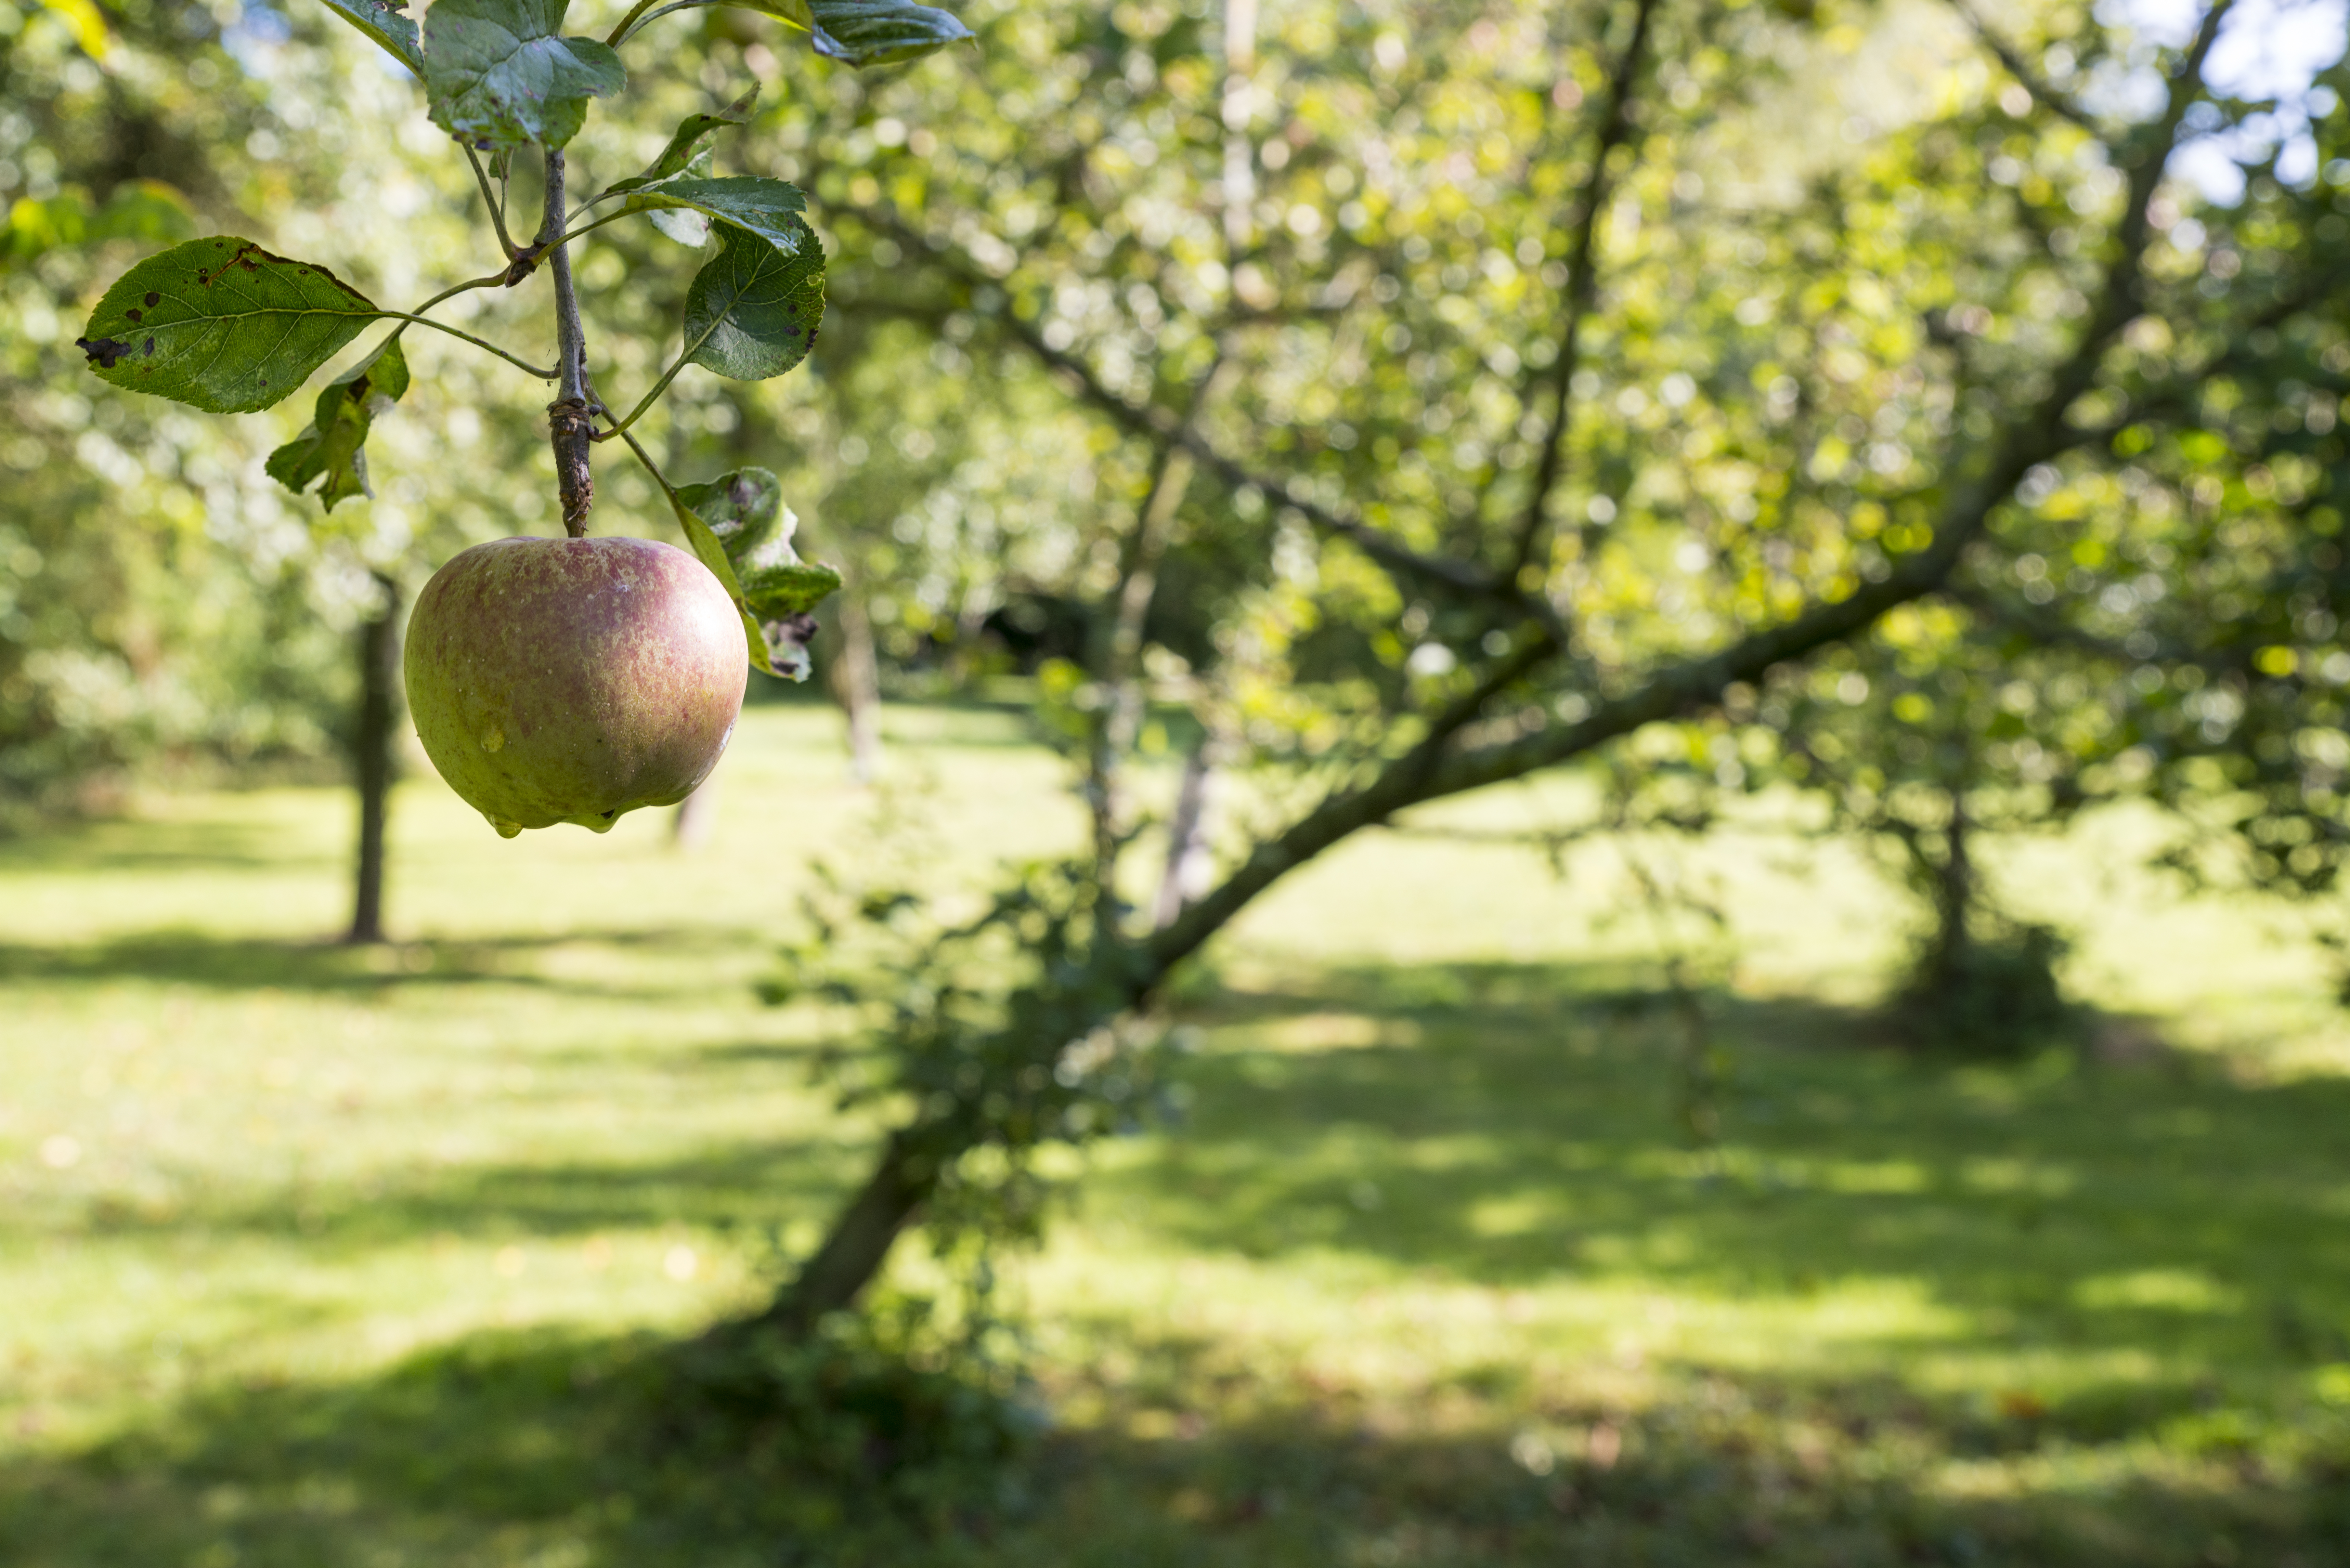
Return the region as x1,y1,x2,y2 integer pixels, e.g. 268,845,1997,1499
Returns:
465,143,520,256
541,147,595,535
593,346,695,444
371,311,556,379
610,0,719,43
603,0,665,47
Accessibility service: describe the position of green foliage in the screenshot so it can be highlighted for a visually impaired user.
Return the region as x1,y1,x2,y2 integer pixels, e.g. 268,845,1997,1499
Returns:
3,180,194,265
771,819,1170,1257
74,237,381,414
670,1293,1041,1511
420,0,626,152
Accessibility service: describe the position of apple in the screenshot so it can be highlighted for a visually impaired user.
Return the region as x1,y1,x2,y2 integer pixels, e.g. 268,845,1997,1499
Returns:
404,536,748,837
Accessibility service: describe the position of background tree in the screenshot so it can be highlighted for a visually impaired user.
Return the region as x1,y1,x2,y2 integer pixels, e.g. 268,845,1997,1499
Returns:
707,0,2350,1345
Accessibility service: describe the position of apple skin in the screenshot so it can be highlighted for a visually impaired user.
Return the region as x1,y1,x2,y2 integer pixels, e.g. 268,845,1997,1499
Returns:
404,536,748,838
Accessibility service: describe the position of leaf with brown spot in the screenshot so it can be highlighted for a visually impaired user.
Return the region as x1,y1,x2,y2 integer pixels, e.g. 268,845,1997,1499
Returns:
78,236,380,413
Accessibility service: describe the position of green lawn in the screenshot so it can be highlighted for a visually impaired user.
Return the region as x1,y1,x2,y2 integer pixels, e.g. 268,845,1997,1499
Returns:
3,703,2349,1565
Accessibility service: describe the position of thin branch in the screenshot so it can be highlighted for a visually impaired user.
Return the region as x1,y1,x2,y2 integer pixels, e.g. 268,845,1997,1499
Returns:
835,211,1573,645
1509,0,1661,579
371,312,556,378
610,0,717,43
400,269,513,319
506,207,640,284
1947,0,2103,134
610,421,679,498
465,143,521,256
542,147,595,535
603,0,666,47
1085,353,1227,891
592,344,694,443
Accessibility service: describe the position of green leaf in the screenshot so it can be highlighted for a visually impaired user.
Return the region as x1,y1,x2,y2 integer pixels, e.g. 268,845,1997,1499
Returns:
680,222,826,382
75,236,381,414
314,0,424,75
265,336,411,511
627,86,759,186
745,0,973,67
423,0,625,151
617,174,809,254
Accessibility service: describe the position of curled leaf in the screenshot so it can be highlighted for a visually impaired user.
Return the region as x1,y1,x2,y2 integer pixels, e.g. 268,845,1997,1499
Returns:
265,336,411,511
660,466,843,679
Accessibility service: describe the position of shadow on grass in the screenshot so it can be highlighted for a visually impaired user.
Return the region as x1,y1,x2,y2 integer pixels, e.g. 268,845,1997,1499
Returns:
7,955,2350,1564
0,926,763,999
60,1136,861,1253
1,1320,2343,1568
0,814,328,875
1132,959,2350,1381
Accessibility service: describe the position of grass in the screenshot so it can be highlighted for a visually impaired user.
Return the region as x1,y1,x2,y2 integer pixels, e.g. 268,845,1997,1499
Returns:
3,702,2350,1565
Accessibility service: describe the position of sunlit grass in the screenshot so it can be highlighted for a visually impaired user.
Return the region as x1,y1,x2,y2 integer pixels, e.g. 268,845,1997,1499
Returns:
3,701,2349,1565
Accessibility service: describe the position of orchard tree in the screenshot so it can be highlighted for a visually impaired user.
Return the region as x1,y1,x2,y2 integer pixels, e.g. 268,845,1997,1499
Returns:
729,0,2350,1342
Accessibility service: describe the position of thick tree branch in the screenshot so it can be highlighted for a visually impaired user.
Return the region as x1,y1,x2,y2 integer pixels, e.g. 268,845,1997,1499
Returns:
1509,0,1661,579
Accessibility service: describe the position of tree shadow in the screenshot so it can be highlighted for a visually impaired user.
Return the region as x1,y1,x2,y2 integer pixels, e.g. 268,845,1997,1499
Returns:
0,926,759,1000
1129,959,2350,1411
1,1319,2341,1568
58,1136,864,1252
0,814,324,874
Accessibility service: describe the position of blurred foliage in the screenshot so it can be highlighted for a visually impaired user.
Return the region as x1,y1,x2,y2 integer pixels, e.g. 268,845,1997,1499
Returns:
709,0,2350,1328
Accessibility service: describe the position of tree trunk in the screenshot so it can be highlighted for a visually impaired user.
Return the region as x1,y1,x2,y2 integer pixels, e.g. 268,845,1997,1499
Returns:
744,1125,941,1338
827,592,883,785
672,772,720,852
1153,736,1219,929
345,573,401,946
1922,789,1974,999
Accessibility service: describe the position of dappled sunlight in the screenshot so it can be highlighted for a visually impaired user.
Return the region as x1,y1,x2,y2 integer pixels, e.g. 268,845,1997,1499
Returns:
5,710,2350,1563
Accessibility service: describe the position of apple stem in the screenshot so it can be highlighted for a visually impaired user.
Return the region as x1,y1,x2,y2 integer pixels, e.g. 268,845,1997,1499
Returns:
541,145,594,537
